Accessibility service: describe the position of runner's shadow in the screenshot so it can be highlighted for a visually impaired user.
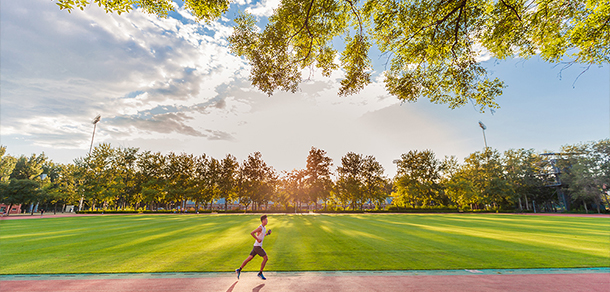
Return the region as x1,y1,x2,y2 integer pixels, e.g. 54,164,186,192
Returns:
252,284,265,292
226,281,238,292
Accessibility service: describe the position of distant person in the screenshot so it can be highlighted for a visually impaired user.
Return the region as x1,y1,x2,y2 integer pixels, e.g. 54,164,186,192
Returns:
40,209,44,217
236,215,272,280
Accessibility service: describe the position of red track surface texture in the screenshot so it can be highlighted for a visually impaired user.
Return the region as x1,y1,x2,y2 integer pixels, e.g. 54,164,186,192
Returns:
3,273,609,292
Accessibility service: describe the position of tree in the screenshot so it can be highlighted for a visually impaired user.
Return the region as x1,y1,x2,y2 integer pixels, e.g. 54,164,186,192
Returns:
231,0,608,110
56,1,608,111
444,174,477,209
202,155,221,210
460,148,513,210
360,155,388,209
503,148,545,211
6,153,47,213
392,150,445,208
218,154,239,211
40,160,63,213
111,147,140,210
592,139,610,209
238,152,276,211
336,152,365,210
566,157,599,213
54,0,229,22
0,147,17,214
75,143,119,210
283,168,307,212
53,163,82,212
305,147,333,210
136,151,167,211
276,170,300,212
0,146,16,182
561,140,609,213
10,153,46,181
164,152,196,212
0,179,40,216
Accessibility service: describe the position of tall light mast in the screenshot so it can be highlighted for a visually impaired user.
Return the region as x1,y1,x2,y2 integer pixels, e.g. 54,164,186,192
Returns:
478,121,488,149
89,115,101,155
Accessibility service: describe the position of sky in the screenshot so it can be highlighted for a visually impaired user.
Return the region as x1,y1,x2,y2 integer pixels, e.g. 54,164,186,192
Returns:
1,0,609,177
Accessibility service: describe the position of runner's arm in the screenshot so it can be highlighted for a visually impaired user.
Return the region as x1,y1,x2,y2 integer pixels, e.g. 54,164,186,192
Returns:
251,226,263,242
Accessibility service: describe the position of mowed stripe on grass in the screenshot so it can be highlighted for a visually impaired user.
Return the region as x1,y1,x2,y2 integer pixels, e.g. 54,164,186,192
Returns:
0,214,608,274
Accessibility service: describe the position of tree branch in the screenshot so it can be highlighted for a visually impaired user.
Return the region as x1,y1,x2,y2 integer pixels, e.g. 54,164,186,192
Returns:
500,0,522,22
436,0,467,28
451,1,466,59
592,15,610,38
345,0,364,35
303,0,316,38
287,0,316,43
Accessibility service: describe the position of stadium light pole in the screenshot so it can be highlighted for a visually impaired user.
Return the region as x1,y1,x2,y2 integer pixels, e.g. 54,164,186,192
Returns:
89,115,101,156
478,121,488,149
80,115,101,212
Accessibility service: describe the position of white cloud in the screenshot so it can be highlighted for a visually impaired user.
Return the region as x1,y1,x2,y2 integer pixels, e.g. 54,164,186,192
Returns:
1,0,248,149
234,0,252,5
473,42,491,62
245,0,281,17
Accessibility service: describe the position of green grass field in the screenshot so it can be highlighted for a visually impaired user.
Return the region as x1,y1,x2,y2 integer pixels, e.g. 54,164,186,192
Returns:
0,214,608,274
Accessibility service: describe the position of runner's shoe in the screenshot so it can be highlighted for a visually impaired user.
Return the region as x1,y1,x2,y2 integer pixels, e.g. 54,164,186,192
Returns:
235,268,241,280
257,272,266,280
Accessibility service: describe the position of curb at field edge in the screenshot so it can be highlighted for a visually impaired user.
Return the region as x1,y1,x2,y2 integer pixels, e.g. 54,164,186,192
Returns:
1,267,608,281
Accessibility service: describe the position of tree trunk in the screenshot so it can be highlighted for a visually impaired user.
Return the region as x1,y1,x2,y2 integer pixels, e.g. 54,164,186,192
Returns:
595,196,601,214
518,197,523,211
524,195,530,210
583,200,588,213
5,203,13,216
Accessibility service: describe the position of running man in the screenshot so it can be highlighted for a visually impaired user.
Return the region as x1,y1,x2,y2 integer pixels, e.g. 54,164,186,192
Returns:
236,215,272,280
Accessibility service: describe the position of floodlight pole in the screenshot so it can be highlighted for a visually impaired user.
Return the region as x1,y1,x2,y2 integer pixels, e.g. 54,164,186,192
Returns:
80,115,101,212
478,121,488,149
89,115,101,156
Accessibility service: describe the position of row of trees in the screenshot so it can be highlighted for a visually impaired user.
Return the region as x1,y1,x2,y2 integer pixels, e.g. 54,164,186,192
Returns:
394,140,610,214
1,139,608,214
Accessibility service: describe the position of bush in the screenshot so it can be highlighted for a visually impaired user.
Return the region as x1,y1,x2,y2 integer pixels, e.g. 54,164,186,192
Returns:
77,210,139,214
75,207,523,215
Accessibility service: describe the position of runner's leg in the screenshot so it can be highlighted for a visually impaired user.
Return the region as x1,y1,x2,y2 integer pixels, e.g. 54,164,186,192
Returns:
260,255,268,272
240,255,254,270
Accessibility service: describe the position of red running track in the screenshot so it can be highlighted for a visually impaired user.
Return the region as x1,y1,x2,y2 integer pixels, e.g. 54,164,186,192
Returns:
2,273,609,292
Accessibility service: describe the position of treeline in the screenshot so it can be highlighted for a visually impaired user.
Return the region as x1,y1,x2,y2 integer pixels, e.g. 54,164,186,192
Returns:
0,139,608,215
